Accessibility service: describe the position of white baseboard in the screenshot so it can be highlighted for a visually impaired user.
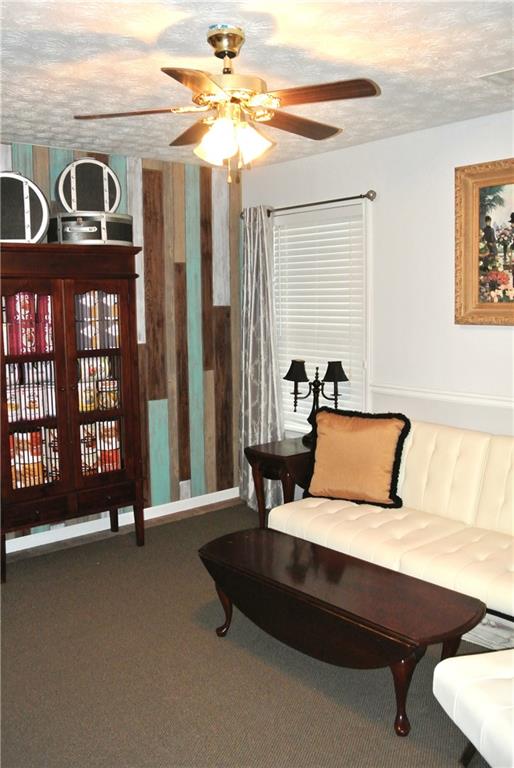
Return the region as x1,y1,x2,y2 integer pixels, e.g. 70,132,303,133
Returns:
6,487,240,554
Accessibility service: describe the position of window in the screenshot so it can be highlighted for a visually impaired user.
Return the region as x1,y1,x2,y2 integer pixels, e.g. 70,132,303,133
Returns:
273,201,368,433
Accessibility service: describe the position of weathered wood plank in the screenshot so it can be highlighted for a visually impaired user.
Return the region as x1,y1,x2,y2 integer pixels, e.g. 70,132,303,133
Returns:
200,165,214,371
172,163,185,262
211,168,231,305
163,161,180,500
148,398,171,506
174,262,190,481
32,145,50,205
1,143,13,171
88,151,109,165
109,154,128,213
203,369,217,493
49,147,74,213
127,157,146,343
137,343,151,506
185,164,206,497
214,306,233,490
142,167,167,400
11,143,33,179
229,179,242,485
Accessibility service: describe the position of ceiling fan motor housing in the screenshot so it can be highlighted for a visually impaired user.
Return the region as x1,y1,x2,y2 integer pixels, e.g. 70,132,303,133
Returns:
207,24,245,59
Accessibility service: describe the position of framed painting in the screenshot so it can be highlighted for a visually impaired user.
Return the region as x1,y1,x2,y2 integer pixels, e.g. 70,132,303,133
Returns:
455,157,514,325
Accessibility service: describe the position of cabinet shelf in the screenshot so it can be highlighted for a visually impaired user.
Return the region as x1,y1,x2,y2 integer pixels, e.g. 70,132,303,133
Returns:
1,243,145,581
7,416,58,430
79,408,124,421
4,352,55,364
76,347,120,357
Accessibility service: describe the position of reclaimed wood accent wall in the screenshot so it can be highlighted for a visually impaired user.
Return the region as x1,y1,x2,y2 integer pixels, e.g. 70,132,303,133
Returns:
5,143,241,515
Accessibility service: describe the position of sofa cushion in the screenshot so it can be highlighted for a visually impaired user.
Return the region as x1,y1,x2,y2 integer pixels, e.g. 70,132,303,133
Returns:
268,497,466,571
268,497,512,615
475,435,514,535
308,409,410,507
398,421,491,525
400,528,514,616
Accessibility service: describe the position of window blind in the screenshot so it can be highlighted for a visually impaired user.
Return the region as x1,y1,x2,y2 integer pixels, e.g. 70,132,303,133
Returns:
273,201,367,433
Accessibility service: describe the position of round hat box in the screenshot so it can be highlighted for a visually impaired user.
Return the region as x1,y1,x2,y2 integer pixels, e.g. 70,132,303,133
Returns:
0,172,50,243
56,158,121,213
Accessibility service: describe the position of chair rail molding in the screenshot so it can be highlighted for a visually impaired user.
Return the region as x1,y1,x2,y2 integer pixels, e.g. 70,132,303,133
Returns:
370,382,513,410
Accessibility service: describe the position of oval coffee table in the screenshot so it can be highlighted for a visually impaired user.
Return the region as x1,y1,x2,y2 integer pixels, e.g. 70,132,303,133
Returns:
199,528,486,736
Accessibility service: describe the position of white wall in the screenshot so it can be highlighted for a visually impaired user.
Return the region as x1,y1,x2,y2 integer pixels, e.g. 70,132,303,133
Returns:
243,111,514,434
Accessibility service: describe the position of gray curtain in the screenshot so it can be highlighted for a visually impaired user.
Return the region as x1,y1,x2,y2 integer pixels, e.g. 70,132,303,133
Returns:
240,205,285,510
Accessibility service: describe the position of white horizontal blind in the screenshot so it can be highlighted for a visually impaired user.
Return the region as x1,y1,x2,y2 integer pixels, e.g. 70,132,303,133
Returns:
273,201,367,433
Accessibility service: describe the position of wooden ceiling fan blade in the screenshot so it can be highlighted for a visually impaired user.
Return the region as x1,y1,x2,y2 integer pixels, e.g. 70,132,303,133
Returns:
269,78,380,107
74,107,180,120
264,111,341,140
161,67,226,96
170,119,210,146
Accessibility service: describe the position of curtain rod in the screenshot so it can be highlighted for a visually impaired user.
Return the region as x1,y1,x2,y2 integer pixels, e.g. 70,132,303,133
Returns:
239,190,376,219
266,190,376,217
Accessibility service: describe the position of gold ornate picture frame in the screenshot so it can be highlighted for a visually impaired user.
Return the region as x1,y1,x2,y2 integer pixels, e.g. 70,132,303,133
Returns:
455,157,514,325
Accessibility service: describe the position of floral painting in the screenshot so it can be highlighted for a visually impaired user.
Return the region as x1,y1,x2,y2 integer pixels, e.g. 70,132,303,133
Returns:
455,158,514,325
478,183,514,303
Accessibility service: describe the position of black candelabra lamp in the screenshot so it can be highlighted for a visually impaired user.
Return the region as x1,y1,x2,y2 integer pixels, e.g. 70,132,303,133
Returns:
284,359,349,446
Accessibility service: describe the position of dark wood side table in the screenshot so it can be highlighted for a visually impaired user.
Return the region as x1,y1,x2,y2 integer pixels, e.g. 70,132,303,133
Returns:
244,438,312,528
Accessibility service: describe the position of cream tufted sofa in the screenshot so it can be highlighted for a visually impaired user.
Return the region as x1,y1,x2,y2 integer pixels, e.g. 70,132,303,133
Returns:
269,420,514,647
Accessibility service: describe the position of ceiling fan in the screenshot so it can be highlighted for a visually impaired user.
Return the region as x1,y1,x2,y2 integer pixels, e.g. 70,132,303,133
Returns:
75,24,380,177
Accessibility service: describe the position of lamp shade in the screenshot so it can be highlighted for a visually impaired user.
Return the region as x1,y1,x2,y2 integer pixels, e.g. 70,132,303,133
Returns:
322,360,348,383
193,117,238,165
283,359,308,382
236,122,273,165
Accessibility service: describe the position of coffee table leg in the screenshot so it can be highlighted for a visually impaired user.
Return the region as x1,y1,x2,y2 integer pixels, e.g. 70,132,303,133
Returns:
215,584,233,638
390,647,426,736
441,636,461,661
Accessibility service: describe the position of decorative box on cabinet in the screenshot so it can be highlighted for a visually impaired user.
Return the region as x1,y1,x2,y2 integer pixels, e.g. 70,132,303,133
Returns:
0,243,145,581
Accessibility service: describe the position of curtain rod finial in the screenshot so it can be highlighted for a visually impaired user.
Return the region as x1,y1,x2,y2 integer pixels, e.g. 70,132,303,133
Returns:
365,190,377,201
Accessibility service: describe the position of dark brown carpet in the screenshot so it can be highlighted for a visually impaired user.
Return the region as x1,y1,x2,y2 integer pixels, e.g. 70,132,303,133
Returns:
2,504,488,768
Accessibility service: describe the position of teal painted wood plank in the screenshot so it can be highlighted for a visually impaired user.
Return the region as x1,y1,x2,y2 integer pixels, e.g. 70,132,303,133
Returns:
148,399,171,506
185,164,206,497
109,154,128,213
30,525,51,534
11,143,33,178
49,147,73,202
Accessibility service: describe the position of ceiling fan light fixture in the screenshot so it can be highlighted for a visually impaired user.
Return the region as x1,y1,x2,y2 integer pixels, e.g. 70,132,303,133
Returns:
236,122,273,165
193,116,238,164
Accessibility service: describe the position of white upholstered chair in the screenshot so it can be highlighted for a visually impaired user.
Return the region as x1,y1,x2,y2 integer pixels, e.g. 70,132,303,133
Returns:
433,649,514,767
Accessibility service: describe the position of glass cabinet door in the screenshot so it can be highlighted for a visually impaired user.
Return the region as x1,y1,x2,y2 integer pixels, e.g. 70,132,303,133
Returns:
71,286,127,483
1,283,68,494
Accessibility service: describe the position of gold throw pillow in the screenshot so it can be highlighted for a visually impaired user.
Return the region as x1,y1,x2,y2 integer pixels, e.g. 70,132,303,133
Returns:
308,409,411,507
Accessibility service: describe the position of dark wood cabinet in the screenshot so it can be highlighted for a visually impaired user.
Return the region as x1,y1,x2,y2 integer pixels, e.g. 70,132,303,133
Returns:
1,244,145,580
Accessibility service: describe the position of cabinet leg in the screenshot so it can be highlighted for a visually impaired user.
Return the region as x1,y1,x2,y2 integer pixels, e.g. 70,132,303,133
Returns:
134,503,145,546
215,584,233,637
109,509,119,533
390,647,425,736
1,533,6,583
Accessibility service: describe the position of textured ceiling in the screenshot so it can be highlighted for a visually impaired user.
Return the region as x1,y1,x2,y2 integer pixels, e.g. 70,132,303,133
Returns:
1,1,513,167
